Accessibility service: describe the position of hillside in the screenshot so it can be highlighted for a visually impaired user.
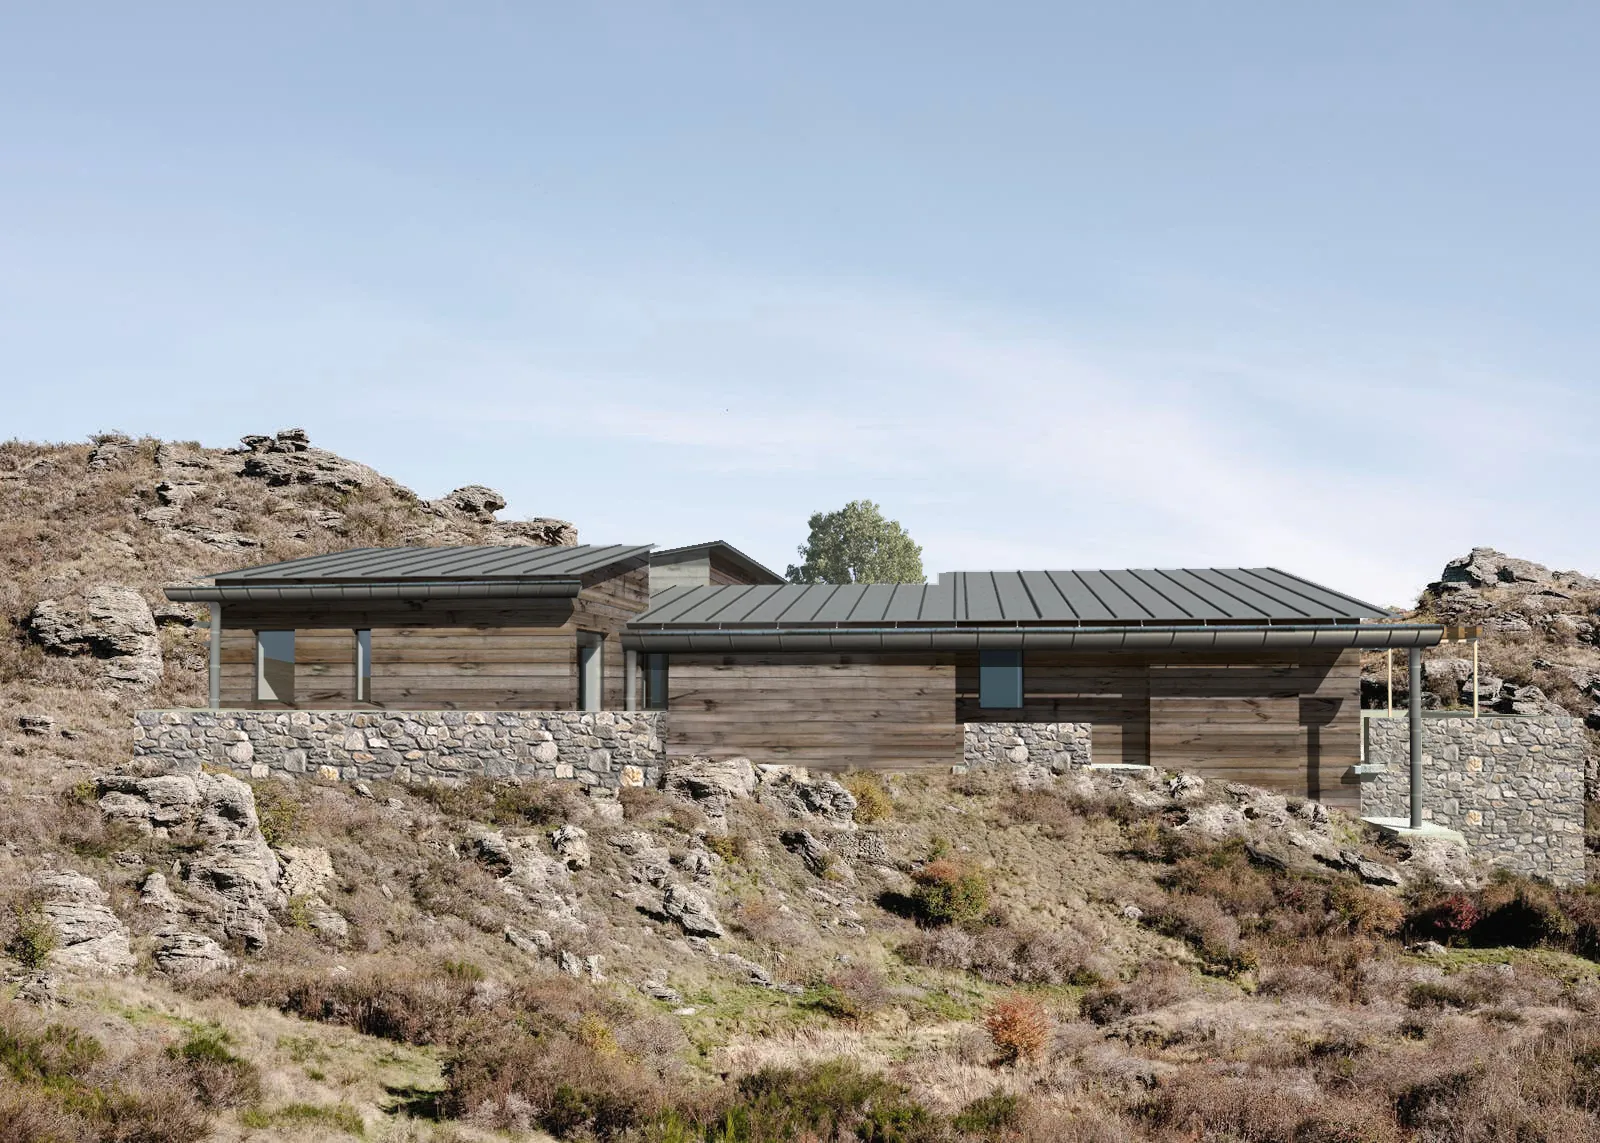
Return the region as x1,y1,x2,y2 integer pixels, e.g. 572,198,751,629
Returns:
4,433,1600,1142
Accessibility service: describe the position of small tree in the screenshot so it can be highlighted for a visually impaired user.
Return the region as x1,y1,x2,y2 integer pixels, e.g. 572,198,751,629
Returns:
785,500,925,585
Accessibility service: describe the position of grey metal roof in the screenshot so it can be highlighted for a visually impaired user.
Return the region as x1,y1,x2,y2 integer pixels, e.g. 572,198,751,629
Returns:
649,541,785,585
629,568,1391,628
208,544,653,583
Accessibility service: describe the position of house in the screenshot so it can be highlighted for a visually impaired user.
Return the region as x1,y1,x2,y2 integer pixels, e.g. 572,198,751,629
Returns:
164,547,1444,812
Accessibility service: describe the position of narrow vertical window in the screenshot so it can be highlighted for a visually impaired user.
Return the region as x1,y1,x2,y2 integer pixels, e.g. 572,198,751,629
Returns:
979,649,1023,709
644,653,669,711
355,629,372,703
256,630,295,703
576,632,604,711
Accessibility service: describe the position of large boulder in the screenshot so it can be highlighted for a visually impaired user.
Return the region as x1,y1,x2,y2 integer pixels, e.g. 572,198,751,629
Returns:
663,756,758,832
97,771,285,948
755,767,858,830
28,586,162,689
152,928,235,979
34,871,135,976
435,484,507,522
236,429,389,493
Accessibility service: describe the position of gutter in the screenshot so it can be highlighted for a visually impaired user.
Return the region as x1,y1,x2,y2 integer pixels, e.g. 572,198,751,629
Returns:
620,622,1446,654
165,579,583,604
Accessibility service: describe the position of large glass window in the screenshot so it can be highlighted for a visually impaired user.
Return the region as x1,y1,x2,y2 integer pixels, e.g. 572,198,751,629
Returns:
256,630,295,703
577,632,604,711
355,629,372,703
644,653,669,710
979,649,1023,709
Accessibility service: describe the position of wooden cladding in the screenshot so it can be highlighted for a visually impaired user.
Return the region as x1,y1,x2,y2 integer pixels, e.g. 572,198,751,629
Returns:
669,648,1362,809
666,653,961,768
216,566,649,710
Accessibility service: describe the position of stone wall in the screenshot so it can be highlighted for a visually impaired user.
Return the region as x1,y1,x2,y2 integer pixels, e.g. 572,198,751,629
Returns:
1362,715,1587,885
963,722,1092,772
133,709,666,790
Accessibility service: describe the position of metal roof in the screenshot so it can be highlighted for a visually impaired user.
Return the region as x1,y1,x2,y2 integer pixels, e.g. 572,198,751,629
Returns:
207,544,653,583
629,568,1391,628
649,541,785,585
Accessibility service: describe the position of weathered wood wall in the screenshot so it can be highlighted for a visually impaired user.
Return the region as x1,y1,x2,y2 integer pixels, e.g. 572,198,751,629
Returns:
216,565,648,710
666,648,1361,809
665,653,961,767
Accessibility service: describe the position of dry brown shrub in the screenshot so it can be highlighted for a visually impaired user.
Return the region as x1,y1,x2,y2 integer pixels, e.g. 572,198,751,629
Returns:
984,994,1052,1065
732,896,810,949
1080,958,1196,1025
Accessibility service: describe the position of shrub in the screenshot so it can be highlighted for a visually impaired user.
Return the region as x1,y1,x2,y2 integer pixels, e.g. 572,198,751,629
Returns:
702,832,751,865
910,859,990,927
1409,893,1481,945
811,963,891,1023
720,1060,938,1142
984,994,1052,1065
1474,879,1574,948
252,781,305,846
1146,896,1257,977
6,902,55,970
842,772,893,824
952,1090,1025,1133
168,1026,262,1108
1328,882,1406,937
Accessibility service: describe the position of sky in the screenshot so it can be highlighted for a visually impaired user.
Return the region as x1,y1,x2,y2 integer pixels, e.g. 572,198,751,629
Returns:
2,3,1596,608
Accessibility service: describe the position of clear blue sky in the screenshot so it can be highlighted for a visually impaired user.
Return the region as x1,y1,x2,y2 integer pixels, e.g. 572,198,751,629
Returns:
4,3,1596,606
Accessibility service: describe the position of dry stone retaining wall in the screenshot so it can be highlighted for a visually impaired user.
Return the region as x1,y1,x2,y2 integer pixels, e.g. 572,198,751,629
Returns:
1362,715,1587,885
133,709,666,790
963,722,1093,772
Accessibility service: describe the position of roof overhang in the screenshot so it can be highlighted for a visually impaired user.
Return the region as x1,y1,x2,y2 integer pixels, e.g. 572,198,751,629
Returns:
167,579,583,604
621,623,1445,654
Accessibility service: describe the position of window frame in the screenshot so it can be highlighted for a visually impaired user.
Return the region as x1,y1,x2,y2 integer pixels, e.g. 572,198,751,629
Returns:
978,649,1024,710
644,652,669,711
354,629,372,704
255,629,296,704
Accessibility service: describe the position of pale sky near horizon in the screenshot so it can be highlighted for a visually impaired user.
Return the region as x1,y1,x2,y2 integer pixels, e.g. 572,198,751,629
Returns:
3,3,1597,608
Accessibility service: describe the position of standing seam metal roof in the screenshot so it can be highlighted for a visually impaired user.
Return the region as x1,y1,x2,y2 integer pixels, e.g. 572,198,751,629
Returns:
209,544,653,582
630,568,1391,627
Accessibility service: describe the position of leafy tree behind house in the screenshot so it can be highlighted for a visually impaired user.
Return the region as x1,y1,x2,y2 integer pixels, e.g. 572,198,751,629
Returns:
785,500,925,584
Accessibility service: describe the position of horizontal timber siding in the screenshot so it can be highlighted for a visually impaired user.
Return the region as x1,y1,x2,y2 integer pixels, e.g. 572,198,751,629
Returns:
666,653,960,768
216,564,649,710
669,648,1360,808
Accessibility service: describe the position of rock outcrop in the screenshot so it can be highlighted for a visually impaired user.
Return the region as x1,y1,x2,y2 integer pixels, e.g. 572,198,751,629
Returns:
27,586,162,689
34,870,135,976
98,771,286,947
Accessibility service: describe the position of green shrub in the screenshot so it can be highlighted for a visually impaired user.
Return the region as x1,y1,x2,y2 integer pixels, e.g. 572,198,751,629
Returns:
952,1090,1025,1133
910,859,989,927
6,902,55,970
843,773,893,824
168,1026,262,1107
252,781,304,846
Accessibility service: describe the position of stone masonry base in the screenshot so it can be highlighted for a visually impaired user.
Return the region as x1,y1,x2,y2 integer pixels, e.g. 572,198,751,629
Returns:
1362,715,1586,885
133,709,666,790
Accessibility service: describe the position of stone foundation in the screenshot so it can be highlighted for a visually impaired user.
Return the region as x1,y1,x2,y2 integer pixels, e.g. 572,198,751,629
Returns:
963,722,1092,772
1362,715,1587,885
133,709,667,790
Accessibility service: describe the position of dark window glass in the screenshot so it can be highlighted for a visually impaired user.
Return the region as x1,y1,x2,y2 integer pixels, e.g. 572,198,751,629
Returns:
979,649,1023,709
644,653,669,710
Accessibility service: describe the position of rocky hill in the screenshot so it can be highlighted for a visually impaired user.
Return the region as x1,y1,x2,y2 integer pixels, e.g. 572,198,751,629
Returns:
4,435,1600,1142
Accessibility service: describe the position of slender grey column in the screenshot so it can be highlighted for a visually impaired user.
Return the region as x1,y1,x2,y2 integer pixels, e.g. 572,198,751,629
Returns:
1408,645,1423,829
623,648,638,712
208,603,222,710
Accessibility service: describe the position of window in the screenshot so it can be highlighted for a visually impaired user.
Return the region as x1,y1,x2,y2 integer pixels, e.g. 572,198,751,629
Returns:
576,632,604,711
644,653,669,710
256,630,295,703
355,629,372,703
979,649,1023,709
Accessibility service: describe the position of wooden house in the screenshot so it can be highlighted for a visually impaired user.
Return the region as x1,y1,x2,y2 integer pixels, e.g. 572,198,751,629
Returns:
167,549,1443,810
